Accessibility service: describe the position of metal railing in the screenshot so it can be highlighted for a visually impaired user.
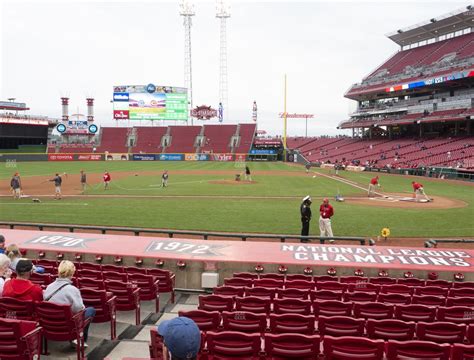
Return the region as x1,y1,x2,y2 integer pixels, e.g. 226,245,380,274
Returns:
0,221,370,245
424,238,474,248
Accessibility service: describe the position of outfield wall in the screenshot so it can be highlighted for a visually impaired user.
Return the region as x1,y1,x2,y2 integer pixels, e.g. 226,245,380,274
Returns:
0,152,248,162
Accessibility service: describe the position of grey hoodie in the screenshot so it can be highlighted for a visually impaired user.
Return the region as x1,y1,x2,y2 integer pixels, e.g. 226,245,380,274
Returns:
43,278,85,313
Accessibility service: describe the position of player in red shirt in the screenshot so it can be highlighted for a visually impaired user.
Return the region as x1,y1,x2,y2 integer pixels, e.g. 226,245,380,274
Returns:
103,171,111,190
319,198,335,243
368,176,380,197
412,181,430,202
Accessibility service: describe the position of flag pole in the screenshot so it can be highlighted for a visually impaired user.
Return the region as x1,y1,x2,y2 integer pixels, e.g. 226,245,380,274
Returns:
283,74,287,162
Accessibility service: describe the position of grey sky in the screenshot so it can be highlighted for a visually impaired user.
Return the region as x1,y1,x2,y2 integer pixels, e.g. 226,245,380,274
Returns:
1,0,470,136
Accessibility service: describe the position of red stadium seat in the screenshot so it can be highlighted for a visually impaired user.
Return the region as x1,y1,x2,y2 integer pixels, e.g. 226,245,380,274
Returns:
77,277,105,290
318,315,365,337
386,340,451,360
264,333,320,359
273,298,312,315
425,280,452,288
397,278,425,287
80,288,117,340
178,310,221,332
323,335,384,360
259,273,285,281
310,289,343,301
204,331,261,359
78,269,103,280
412,295,446,306
198,295,234,312
313,275,336,282
377,293,411,305
394,304,436,322
125,266,148,275
286,274,314,282
451,344,474,360
269,313,315,335
343,291,377,303
416,321,466,343
446,296,474,307
353,302,394,320
213,286,245,297
147,269,176,304
347,283,380,294
0,298,35,321
0,318,42,360
253,278,284,289
102,271,128,282
453,281,474,289
366,319,415,341
224,277,253,288
101,264,124,273
128,273,160,313
437,306,474,324
315,281,348,292
222,311,266,334
313,300,352,317
449,287,474,298
34,259,58,274
380,284,414,295
235,296,271,314
276,288,310,300
415,286,449,297
284,279,314,290
245,286,276,299
233,272,259,279
339,276,368,284
468,324,474,344
368,277,397,286
104,280,141,325
77,262,102,272
35,302,92,360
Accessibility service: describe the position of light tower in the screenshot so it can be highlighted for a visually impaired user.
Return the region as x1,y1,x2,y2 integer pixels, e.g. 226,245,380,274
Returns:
216,0,230,123
180,0,195,124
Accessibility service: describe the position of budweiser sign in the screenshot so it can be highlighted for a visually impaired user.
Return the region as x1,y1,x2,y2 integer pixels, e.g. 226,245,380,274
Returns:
191,105,218,120
279,113,314,119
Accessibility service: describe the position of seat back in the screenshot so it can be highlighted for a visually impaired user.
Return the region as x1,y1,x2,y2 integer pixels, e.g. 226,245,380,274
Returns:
101,264,124,273
178,310,221,332
77,277,105,290
0,317,41,360
235,296,271,314
269,313,315,335
274,298,312,315
77,262,102,271
284,280,314,290
397,278,425,287
323,335,384,360
224,277,253,288
368,277,397,286
412,295,446,306
0,297,35,321
125,266,148,275
449,287,474,298
453,281,474,289
343,291,377,303
198,295,234,312
29,273,53,287
310,289,342,301
264,333,320,359
446,296,474,307
214,286,245,297
415,286,448,297
386,340,451,360
437,306,474,323
315,281,348,292
380,284,414,295
377,293,411,305
245,286,276,299
313,300,352,317
347,283,380,294
102,271,128,282
366,319,415,341
233,272,258,279
35,301,81,341
353,302,394,320
318,315,365,337
78,269,103,280
104,280,139,311
222,311,267,334
451,344,474,360
80,288,115,323
253,278,284,289
205,331,261,358
394,304,436,322
277,288,310,300
128,273,158,301
416,321,466,343
339,276,368,284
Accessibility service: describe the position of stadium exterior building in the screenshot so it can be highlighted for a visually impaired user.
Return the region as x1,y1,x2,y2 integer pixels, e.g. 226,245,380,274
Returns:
341,7,473,140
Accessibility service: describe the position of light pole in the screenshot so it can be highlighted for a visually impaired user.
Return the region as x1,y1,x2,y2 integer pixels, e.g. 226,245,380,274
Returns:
180,0,195,125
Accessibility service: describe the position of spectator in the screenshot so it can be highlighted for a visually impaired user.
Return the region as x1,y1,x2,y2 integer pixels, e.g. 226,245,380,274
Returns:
0,254,12,296
0,235,5,254
44,260,96,347
157,316,201,360
2,259,43,302
6,244,44,274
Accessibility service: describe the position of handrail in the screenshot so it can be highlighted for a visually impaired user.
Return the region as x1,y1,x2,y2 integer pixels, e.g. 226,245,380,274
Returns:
424,238,474,248
0,221,369,245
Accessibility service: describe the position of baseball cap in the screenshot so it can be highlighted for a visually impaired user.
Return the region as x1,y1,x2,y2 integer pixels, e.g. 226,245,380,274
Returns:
303,195,311,202
0,235,5,244
158,316,201,359
16,259,33,274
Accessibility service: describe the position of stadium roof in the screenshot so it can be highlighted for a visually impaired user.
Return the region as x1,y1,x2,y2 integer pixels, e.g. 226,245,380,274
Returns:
386,6,474,46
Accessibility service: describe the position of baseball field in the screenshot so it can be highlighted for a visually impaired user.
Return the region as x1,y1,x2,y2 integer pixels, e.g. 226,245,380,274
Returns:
0,161,473,240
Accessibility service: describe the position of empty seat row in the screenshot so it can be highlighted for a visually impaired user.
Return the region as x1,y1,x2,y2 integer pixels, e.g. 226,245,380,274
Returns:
216,285,474,306
149,328,474,360
198,295,474,323
178,309,474,344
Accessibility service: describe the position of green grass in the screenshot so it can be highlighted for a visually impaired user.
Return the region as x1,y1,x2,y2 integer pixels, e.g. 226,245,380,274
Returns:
0,161,473,238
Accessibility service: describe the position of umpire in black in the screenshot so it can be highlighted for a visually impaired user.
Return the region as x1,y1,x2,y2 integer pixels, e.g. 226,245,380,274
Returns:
300,195,312,242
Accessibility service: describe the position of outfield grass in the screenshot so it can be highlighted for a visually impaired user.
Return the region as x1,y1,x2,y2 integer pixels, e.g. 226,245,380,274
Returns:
0,161,473,238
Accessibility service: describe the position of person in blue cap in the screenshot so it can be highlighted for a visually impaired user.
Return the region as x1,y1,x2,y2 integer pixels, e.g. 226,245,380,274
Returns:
157,316,201,360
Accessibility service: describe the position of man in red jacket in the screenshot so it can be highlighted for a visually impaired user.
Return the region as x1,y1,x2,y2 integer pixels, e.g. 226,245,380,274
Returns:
412,181,430,202
319,198,335,243
368,176,380,197
103,171,111,190
3,259,43,302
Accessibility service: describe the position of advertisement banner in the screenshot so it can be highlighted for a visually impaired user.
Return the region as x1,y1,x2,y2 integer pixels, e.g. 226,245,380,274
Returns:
250,149,277,155
158,154,184,161
132,154,156,161
235,154,247,162
114,110,129,120
211,153,234,162
76,154,103,161
48,154,73,161
185,153,210,161
105,153,129,161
